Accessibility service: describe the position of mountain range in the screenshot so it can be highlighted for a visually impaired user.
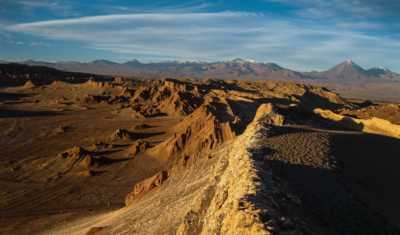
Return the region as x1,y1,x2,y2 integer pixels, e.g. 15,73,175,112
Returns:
8,58,400,82
305,60,400,82
0,62,109,87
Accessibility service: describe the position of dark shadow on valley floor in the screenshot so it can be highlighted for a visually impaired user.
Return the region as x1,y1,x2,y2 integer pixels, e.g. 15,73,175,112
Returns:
0,109,61,118
0,92,33,102
245,127,400,234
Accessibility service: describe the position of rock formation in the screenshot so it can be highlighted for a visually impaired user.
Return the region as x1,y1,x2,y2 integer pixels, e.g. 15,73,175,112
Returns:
314,108,400,138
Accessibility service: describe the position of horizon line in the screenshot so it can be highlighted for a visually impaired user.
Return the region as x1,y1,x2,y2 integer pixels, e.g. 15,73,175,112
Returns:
0,57,397,74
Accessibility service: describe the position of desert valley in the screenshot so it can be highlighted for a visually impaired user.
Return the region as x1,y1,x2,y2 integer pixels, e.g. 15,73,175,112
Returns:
2,0,400,234
0,62,400,234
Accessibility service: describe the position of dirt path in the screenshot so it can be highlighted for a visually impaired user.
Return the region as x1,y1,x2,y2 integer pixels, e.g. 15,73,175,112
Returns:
259,125,400,234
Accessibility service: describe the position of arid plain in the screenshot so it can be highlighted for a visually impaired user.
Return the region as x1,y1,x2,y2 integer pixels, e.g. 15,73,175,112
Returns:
0,70,400,234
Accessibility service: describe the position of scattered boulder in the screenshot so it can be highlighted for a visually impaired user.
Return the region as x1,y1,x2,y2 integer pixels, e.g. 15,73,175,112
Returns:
358,100,374,108
22,80,36,89
253,103,284,126
58,146,89,159
133,123,153,130
82,94,110,104
83,79,111,89
108,95,129,104
111,128,132,141
176,211,201,235
128,109,145,119
113,77,124,84
119,87,135,97
86,226,111,235
91,142,114,151
128,140,150,157
125,170,169,206
52,125,70,135
57,146,94,174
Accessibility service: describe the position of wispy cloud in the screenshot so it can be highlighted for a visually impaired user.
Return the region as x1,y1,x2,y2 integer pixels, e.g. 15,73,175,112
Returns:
4,11,400,71
18,0,64,10
271,0,400,19
336,22,383,30
8,0,76,16
8,12,252,29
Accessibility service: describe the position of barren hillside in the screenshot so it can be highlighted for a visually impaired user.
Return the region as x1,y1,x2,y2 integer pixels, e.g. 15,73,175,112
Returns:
0,78,399,234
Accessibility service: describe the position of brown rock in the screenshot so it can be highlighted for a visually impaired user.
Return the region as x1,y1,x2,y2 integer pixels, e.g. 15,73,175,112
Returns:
111,128,132,140
58,146,89,159
86,226,111,235
253,103,284,126
125,170,169,206
128,140,150,157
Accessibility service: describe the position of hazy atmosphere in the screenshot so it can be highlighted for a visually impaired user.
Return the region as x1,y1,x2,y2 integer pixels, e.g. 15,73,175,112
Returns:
1,0,400,71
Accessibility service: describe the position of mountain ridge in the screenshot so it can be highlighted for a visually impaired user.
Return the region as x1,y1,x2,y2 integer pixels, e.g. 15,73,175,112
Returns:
306,60,400,81
3,59,400,82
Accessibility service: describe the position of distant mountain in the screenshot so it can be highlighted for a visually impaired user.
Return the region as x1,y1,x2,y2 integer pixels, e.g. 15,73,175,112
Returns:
305,60,400,82
21,59,306,80
325,60,368,80
0,63,110,87
367,66,399,80
14,59,400,82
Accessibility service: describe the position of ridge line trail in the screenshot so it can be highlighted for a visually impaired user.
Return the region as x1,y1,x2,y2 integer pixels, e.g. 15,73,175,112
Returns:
286,124,363,135
43,138,243,235
37,118,365,234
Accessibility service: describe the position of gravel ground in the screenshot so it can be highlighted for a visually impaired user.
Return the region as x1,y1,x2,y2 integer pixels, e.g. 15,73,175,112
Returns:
257,125,400,235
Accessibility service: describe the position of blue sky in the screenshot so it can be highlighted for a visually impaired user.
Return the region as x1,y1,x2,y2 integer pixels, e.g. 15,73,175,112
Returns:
1,0,400,72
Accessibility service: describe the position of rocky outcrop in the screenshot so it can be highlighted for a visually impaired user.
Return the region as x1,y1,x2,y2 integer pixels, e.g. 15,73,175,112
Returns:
37,79,400,235
200,104,282,235
82,79,113,89
125,170,169,206
298,89,345,111
128,140,150,157
130,79,203,117
314,108,400,138
253,103,284,125
111,128,133,141
82,94,129,105
22,80,36,89
340,103,400,125
149,103,236,161
56,146,94,176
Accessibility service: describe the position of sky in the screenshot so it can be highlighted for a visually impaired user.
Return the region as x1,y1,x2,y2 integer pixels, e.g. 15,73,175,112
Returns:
1,0,400,72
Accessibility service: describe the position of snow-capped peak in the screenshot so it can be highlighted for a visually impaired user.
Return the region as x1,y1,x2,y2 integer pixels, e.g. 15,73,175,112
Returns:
345,59,354,65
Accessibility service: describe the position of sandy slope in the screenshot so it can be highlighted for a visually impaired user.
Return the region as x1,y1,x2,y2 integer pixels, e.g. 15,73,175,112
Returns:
44,105,279,235
48,102,400,234
1,78,400,234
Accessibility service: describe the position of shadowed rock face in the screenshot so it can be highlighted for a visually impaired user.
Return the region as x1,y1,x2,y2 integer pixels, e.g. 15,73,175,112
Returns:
253,103,284,125
1,77,399,235
128,140,150,157
340,103,400,125
125,170,169,206
148,103,237,161
314,108,400,138
0,63,110,87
